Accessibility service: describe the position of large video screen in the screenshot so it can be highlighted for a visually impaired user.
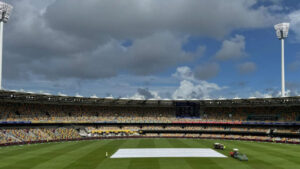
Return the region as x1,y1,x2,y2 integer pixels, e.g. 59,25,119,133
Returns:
175,102,200,118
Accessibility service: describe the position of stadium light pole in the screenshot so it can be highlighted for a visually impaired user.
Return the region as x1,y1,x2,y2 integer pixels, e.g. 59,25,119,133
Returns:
274,23,290,97
0,1,13,90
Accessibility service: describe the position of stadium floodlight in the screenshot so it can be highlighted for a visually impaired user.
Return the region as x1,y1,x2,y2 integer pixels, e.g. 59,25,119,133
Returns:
0,1,12,90
274,23,290,97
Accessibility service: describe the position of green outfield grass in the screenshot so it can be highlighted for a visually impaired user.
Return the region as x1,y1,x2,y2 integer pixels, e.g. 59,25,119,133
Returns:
0,138,299,169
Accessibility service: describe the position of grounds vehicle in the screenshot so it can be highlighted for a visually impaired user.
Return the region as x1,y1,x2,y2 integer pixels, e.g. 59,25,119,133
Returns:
230,149,248,161
214,143,225,150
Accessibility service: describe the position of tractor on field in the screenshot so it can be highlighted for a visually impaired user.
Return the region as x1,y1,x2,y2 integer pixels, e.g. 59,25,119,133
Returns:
214,143,225,150
230,149,248,161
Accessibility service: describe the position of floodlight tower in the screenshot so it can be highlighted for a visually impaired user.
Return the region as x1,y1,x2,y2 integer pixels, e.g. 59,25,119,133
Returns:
0,1,12,90
274,23,290,97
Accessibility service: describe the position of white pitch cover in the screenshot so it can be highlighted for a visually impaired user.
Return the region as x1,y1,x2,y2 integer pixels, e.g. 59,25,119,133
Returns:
111,148,227,158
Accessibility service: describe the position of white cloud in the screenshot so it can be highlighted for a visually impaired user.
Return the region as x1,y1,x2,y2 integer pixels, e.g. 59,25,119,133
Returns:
2,0,291,99
286,89,300,97
125,66,226,100
171,65,224,99
58,92,67,96
194,62,220,80
172,80,222,99
268,5,284,11
90,94,98,98
7,30,197,79
130,88,161,100
250,91,273,98
4,0,282,80
250,88,300,98
215,35,246,61
173,63,219,81
237,62,257,74
75,93,83,97
45,0,278,40
126,32,196,75
249,89,294,98
289,10,300,41
172,66,194,81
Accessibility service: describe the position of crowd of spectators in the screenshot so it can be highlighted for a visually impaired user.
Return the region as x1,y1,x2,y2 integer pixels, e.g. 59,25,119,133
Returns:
80,125,300,141
137,125,299,134
0,127,80,144
130,132,300,143
1,125,299,144
1,102,300,145
1,103,300,123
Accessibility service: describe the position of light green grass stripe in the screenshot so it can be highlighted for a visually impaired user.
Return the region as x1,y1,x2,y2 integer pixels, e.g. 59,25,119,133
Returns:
0,142,76,167
0,144,46,154
185,139,255,169
0,138,299,169
155,138,193,169
186,139,251,169
0,141,93,169
0,142,61,158
96,138,140,169
127,139,161,169
219,140,286,169
167,139,226,169
30,140,107,169
240,140,300,155
235,140,300,168
62,139,127,169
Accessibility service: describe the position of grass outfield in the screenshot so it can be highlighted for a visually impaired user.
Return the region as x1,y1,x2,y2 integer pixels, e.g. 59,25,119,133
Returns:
0,138,299,169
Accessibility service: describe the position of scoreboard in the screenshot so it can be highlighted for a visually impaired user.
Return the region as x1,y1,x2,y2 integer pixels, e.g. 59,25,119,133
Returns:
175,102,200,118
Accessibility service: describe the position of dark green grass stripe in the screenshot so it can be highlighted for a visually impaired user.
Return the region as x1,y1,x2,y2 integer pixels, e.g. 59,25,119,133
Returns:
0,142,60,158
0,141,93,169
0,142,67,165
1,139,299,169
184,139,256,169
96,139,141,169
167,138,190,147
127,139,160,169
153,138,174,148
190,138,218,147
119,138,141,148
155,138,193,169
216,140,286,169
167,139,225,169
235,141,300,166
248,141,300,151
63,139,127,169
217,140,286,169
29,140,104,169
241,141,300,156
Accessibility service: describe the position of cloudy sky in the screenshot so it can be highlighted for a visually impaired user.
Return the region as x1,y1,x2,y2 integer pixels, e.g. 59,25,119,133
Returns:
2,0,300,99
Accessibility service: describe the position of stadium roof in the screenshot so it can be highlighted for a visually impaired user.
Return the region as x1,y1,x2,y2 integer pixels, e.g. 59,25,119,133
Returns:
0,90,300,107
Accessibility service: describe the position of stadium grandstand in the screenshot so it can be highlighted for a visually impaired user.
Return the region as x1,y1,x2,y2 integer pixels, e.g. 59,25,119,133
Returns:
1,90,300,146
2,0,300,168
